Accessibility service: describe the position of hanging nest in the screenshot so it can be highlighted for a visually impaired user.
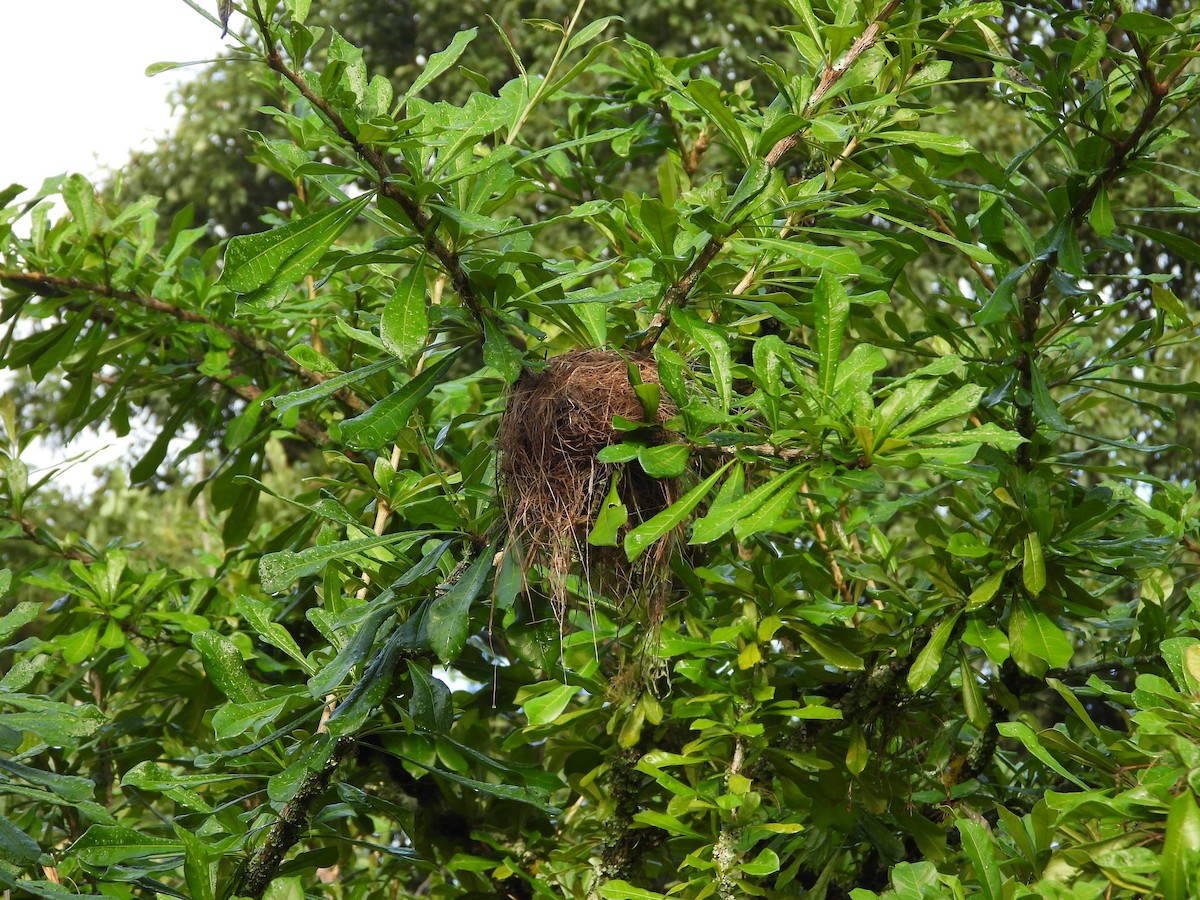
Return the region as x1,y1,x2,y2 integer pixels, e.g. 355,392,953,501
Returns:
497,349,681,631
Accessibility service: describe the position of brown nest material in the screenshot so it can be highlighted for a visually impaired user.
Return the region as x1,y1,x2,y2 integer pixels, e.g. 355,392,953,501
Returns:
497,349,681,628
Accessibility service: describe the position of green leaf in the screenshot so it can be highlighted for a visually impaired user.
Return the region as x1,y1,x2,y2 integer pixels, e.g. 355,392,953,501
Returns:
427,549,493,663
339,351,459,450
894,385,984,439
483,318,523,383
408,662,453,733
0,814,41,866
1089,183,1115,237
958,820,1002,900
793,624,864,670
0,759,94,804
402,27,478,102
192,631,262,704
0,601,39,643
234,595,314,673
625,464,730,560
1016,598,1071,669
1022,533,1046,596
62,173,101,236
637,444,689,478
599,882,668,900
875,129,972,156
381,257,428,360
273,359,393,415
907,611,962,692
69,826,182,866
995,722,1088,788
1160,790,1200,900
522,683,578,726
212,696,291,741
221,195,371,297
813,271,850,410
588,473,628,547
258,533,412,593
692,468,801,545
685,80,749,164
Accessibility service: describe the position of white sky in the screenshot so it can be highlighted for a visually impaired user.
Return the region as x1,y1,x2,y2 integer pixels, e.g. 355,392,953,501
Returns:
2,2,229,492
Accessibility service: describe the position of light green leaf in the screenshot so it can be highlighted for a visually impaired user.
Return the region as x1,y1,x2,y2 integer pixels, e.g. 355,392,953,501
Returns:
958,820,1001,900
382,257,428,360
907,611,962,692
1022,533,1046,596
69,826,182,866
273,359,393,415
875,129,972,155
638,444,689,478
588,474,628,547
995,722,1088,788
624,464,730,560
793,624,864,670
234,595,314,674
599,882,668,900
258,533,412,593
814,271,850,410
1015,598,1071,669
1160,790,1200,900
402,28,478,103
221,195,371,296
685,80,749,164
523,683,578,726
339,351,459,450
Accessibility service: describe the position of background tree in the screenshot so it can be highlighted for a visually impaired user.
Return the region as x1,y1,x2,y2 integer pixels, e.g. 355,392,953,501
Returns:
3,1,1200,899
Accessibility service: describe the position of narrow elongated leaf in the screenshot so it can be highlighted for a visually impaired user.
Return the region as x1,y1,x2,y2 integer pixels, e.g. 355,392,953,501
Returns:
625,464,730,560
1016,597,1071,668
995,722,1087,788
69,826,182,866
894,385,984,438
221,195,371,295
907,611,962,692
402,27,477,102
0,814,41,865
813,271,849,409
273,359,393,415
427,549,493,662
339,351,459,450
523,683,578,726
1160,790,1200,900
958,820,1002,900
1022,533,1046,595
259,533,413,593
685,80,749,163
381,256,428,360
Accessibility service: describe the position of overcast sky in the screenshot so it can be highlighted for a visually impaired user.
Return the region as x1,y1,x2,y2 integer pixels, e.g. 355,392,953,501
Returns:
2,2,229,491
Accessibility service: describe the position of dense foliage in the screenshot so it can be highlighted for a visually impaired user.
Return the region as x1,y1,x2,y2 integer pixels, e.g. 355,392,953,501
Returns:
4,1,1200,898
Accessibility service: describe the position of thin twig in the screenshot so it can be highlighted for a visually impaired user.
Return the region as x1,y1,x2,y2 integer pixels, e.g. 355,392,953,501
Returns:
638,0,902,351
249,17,491,330
0,269,366,413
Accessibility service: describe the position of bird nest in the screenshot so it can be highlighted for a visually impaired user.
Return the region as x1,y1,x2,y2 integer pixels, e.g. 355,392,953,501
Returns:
496,349,681,631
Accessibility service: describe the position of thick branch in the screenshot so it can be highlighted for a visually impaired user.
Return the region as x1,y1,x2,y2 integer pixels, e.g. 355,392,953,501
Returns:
638,0,902,352
237,736,357,899
0,269,366,414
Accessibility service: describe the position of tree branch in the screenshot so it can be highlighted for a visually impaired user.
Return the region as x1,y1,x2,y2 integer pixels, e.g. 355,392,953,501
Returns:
0,269,367,413
638,0,902,352
1014,43,1197,462
250,25,491,331
237,736,357,899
